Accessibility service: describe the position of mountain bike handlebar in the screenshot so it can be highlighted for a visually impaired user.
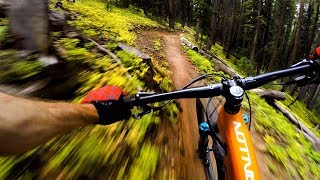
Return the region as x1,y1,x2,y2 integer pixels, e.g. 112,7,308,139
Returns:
127,59,320,107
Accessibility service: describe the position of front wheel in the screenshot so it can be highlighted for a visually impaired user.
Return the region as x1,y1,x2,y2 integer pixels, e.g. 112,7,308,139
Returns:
196,98,216,180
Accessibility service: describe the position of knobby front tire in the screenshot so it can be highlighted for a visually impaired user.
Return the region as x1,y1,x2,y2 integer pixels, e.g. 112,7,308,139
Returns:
196,98,217,180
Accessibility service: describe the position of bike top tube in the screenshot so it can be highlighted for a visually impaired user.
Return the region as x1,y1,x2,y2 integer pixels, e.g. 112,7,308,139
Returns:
128,60,320,107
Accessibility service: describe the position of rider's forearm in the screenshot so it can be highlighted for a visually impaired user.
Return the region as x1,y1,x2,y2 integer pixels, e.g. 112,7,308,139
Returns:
0,92,99,155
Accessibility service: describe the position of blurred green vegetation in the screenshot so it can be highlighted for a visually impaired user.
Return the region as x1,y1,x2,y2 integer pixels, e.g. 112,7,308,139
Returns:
60,0,160,44
0,0,178,179
153,38,161,51
183,46,228,83
0,19,11,45
210,43,256,76
248,92,320,178
185,47,214,74
0,26,7,42
0,51,43,83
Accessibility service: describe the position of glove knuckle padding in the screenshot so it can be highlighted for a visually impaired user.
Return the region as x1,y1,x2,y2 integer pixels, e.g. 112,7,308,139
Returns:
81,86,131,125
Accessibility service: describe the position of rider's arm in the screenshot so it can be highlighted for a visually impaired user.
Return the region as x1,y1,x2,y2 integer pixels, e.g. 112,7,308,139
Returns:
0,92,99,155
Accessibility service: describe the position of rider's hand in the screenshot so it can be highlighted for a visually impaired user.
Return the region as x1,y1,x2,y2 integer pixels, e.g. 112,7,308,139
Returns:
81,86,131,125
309,46,320,60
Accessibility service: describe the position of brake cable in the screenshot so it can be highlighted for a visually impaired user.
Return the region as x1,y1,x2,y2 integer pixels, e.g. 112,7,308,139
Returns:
134,73,228,118
244,92,252,131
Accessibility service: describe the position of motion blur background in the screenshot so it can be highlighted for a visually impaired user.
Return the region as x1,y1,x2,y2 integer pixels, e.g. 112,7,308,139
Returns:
0,0,320,179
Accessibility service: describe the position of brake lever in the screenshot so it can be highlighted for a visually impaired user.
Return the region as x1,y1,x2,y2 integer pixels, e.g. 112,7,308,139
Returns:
286,59,320,86
290,59,309,68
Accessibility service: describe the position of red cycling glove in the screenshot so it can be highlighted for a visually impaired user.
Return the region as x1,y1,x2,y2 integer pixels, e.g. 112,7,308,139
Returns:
81,86,131,125
309,46,320,60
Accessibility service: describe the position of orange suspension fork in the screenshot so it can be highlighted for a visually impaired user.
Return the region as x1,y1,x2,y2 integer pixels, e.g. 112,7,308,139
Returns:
217,106,260,180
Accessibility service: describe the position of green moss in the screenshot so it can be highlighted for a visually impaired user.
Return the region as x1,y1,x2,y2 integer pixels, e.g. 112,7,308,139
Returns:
116,50,149,79
154,38,161,51
128,143,159,180
60,0,159,44
184,46,214,74
0,51,43,83
267,161,278,174
0,2,176,179
283,94,320,129
0,18,8,26
248,92,320,178
0,26,7,43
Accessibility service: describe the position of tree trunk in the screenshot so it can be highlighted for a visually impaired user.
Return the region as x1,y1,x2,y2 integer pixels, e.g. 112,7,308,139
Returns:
195,19,202,42
308,84,320,109
226,0,236,59
288,0,305,66
9,0,49,53
221,1,228,47
306,0,319,56
250,0,262,61
168,0,175,29
180,0,186,27
206,0,219,50
306,84,318,108
268,1,286,72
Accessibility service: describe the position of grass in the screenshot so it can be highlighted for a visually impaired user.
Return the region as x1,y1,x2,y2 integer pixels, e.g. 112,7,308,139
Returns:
60,0,160,45
184,47,214,74
0,1,178,179
154,38,161,51
0,26,7,43
248,92,320,178
210,43,256,77
0,50,43,83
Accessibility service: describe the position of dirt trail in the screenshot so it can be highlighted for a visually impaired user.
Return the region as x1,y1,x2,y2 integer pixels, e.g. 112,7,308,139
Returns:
162,34,206,179
136,31,206,179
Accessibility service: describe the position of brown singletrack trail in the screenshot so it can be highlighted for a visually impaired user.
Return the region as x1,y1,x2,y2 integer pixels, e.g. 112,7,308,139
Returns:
162,33,206,179
137,31,206,179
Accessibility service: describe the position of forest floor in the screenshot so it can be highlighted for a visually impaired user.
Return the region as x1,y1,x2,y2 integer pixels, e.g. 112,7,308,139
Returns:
136,30,284,179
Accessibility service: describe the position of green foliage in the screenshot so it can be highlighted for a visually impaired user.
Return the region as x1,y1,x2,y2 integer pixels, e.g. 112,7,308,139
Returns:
0,26,7,43
60,0,159,44
0,2,176,179
116,50,149,79
267,161,278,174
248,92,320,178
0,18,8,26
159,77,171,92
0,51,43,83
0,25,12,46
128,143,159,180
234,57,255,76
281,94,320,137
184,47,214,74
55,38,95,62
154,38,161,51
210,43,256,76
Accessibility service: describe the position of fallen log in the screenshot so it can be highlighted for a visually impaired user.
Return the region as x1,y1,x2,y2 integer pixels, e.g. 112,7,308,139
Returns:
181,37,199,52
87,38,132,79
180,37,243,78
270,101,320,151
251,89,286,101
118,43,151,61
214,62,241,78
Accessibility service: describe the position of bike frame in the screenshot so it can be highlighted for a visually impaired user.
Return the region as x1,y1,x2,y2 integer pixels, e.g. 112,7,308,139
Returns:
216,106,260,180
